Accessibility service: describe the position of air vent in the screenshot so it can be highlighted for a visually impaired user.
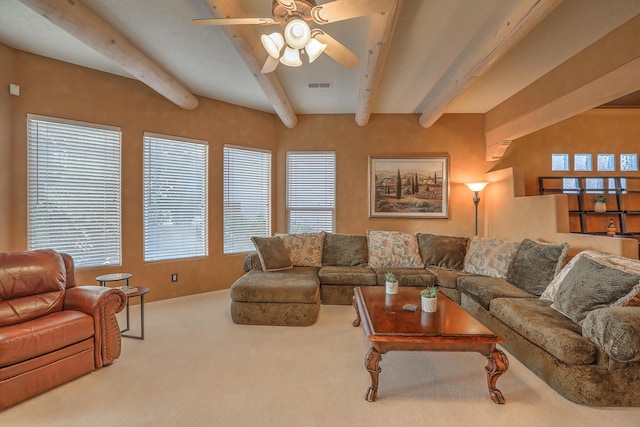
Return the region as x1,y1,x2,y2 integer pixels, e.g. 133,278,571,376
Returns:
307,82,332,89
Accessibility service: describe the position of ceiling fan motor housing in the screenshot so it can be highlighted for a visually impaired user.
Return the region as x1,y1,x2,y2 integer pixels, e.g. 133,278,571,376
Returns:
272,0,316,25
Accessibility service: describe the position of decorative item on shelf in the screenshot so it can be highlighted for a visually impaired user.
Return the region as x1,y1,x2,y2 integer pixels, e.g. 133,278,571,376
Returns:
420,286,438,313
385,272,399,295
594,196,607,213
465,181,489,235
607,218,616,236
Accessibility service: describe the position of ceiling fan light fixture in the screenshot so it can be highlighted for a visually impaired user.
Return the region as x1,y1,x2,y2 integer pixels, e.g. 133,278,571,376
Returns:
280,46,303,67
261,32,285,59
283,19,311,49
305,37,327,63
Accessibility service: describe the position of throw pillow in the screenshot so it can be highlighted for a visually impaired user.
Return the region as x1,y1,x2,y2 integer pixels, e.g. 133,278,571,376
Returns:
551,254,640,325
321,233,368,267
276,232,325,267
463,236,519,278
505,238,569,296
366,230,424,269
251,236,292,272
416,233,469,270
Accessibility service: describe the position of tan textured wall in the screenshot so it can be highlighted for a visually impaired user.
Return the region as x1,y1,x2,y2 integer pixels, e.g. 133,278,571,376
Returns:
275,113,491,237
0,44,13,249
10,51,279,301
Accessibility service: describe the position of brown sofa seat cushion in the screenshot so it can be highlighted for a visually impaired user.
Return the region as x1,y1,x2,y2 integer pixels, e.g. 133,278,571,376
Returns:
490,298,597,365
372,268,435,287
0,310,94,367
230,268,319,304
458,275,534,309
428,267,473,289
318,266,377,286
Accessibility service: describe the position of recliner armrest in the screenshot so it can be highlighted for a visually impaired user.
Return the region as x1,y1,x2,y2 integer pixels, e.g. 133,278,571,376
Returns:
582,307,640,362
64,286,127,367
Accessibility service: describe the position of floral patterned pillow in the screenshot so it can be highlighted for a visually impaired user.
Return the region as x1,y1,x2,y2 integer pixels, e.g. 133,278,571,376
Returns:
276,232,325,267
366,230,424,268
463,236,520,278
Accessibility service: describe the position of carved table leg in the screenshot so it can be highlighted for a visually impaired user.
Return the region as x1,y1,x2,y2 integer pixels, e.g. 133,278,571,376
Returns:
364,347,382,402
352,295,361,327
485,348,509,404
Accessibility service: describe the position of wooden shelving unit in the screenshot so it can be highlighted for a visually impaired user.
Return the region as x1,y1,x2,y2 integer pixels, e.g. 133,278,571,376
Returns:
539,176,640,235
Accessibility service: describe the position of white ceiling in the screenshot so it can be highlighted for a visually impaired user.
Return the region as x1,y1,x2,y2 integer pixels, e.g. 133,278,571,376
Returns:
1,0,639,119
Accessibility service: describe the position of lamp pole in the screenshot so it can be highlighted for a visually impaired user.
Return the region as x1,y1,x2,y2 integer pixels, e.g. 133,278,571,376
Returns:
472,191,481,236
465,182,489,236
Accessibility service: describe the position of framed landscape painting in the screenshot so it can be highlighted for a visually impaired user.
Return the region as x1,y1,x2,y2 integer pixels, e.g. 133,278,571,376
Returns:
369,155,449,218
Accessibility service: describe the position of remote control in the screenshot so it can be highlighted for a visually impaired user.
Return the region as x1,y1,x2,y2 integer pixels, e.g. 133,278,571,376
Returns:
403,303,418,312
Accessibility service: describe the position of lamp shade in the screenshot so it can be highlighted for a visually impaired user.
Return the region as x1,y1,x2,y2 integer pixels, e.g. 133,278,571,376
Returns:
465,182,489,192
280,46,302,67
283,19,311,49
305,37,327,63
261,32,284,59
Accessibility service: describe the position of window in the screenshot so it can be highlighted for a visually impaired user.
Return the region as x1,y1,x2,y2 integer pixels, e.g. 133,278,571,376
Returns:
27,114,121,268
223,146,271,254
143,133,208,262
551,154,569,171
573,154,592,171
621,154,638,171
597,154,615,171
286,151,336,233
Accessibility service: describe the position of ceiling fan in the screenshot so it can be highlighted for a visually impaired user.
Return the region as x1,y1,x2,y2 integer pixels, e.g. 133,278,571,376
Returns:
193,0,392,73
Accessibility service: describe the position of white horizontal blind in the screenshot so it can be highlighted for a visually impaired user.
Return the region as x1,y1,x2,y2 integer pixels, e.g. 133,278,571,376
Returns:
143,133,208,262
223,146,271,254
287,151,335,233
27,114,121,268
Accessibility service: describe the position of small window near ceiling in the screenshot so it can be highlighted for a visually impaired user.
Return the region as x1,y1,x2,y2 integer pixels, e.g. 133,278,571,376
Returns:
551,154,569,171
584,178,603,194
562,178,579,193
597,154,615,171
574,154,592,171
620,154,639,171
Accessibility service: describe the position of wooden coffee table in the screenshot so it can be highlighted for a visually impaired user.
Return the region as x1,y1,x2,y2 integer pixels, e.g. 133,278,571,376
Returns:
352,286,509,404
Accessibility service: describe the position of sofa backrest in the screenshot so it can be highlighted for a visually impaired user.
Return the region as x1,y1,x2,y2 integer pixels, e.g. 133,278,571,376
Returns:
0,249,67,327
322,233,368,267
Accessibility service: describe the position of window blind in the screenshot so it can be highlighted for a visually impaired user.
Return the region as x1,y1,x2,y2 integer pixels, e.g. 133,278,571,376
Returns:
286,151,335,233
223,146,271,254
27,114,121,268
143,133,208,262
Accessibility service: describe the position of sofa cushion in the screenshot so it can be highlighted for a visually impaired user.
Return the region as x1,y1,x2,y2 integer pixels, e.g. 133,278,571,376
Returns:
251,236,292,272
366,230,423,268
230,268,319,304
318,266,377,286
582,307,640,362
463,237,519,278
490,298,597,365
321,233,368,267
505,238,569,296
0,311,94,367
428,267,473,289
276,232,325,267
373,268,436,287
551,254,640,325
416,233,469,270
457,275,534,310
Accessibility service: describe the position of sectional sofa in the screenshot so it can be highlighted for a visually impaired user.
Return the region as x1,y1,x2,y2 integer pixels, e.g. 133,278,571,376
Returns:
229,230,640,406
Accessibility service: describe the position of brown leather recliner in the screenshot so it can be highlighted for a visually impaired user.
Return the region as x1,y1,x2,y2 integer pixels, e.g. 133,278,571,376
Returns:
0,249,127,410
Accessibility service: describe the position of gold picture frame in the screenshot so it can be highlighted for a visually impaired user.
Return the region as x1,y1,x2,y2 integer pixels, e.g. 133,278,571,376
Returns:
369,155,449,218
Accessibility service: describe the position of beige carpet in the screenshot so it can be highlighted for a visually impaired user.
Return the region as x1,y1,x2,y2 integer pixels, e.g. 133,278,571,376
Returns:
2,289,639,426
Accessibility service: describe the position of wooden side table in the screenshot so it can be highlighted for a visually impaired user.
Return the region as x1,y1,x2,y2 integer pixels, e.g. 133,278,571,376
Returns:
120,286,150,340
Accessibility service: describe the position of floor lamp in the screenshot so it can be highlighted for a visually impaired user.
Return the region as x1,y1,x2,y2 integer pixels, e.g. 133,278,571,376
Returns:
465,182,489,236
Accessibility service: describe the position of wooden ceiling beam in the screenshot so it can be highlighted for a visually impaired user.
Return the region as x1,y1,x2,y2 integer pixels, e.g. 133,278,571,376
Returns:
418,0,562,128
20,0,199,110
203,0,297,128
355,0,402,127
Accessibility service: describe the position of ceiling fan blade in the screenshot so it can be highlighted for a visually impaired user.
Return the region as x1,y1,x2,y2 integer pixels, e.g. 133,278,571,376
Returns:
261,56,280,74
311,0,392,24
313,31,360,68
192,17,276,26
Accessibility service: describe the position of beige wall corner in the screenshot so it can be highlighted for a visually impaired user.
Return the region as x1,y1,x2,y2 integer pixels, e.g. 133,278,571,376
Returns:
485,167,639,259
